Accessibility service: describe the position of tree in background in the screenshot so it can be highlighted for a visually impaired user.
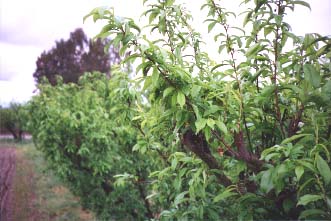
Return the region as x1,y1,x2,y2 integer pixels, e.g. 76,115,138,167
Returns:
0,103,27,141
33,28,121,85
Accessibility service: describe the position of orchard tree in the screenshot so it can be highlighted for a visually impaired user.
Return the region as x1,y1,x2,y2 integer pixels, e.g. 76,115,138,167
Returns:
86,0,331,219
29,0,331,220
0,103,27,141
33,28,121,85
27,72,162,220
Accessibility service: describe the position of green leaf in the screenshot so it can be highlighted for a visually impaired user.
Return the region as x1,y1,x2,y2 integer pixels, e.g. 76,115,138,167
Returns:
158,16,166,35
208,21,217,33
297,160,317,173
122,53,141,64
191,85,201,98
122,33,134,45
163,87,174,98
119,44,129,56
128,20,141,33
195,118,207,133
281,134,311,145
218,44,226,53
174,191,189,206
274,15,282,26
192,104,201,119
204,105,220,117
177,33,186,45
165,0,175,6
203,127,212,142
213,188,237,202
260,146,277,159
177,91,186,108
261,169,274,193
215,120,228,134
112,33,124,48
292,1,311,10
303,64,321,88
207,118,215,129
171,93,178,107
299,209,326,219
316,44,329,56
264,26,273,37
265,153,280,162
149,11,159,24
211,63,227,73
246,42,261,57
316,154,331,185
281,34,288,48
143,76,152,90
322,80,331,101
151,67,159,85
276,164,288,176
175,47,183,64
311,144,330,161
146,192,158,200
295,166,304,181
259,85,276,98
243,11,252,26
297,194,323,206
137,61,152,75
171,157,178,170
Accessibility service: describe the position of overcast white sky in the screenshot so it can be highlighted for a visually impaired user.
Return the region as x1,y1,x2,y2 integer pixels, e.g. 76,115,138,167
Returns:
0,0,330,106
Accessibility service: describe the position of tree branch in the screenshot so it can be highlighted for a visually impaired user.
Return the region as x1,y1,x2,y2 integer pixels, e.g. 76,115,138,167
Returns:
181,129,232,187
233,130,263,172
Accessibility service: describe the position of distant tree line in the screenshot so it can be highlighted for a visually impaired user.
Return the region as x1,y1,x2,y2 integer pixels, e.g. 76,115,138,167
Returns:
0,103,27,141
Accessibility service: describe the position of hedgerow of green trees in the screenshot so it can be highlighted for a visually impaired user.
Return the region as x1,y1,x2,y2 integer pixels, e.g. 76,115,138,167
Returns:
27,0,331,220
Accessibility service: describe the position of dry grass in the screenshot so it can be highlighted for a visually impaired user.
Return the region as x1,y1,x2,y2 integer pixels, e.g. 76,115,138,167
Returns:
11,148,41,221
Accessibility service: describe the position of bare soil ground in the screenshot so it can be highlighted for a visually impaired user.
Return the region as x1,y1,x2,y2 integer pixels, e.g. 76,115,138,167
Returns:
0,143,94,221
0,147,16,221
0,146,44,221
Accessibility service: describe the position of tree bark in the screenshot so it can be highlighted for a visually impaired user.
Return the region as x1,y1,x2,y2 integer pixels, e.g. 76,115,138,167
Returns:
182,129,232,187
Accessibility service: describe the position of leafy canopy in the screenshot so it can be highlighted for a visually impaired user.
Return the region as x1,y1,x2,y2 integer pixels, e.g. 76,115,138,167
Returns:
29,0,331,220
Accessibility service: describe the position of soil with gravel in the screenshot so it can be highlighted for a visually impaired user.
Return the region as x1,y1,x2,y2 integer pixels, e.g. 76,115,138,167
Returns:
0,147,16,221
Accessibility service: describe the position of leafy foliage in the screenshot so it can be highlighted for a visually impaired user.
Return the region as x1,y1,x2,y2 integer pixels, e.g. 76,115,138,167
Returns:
33,28,121,85
27,71,164,220
29,0,331,220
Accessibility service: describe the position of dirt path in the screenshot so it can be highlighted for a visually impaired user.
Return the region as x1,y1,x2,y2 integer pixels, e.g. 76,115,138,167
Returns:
0,146,42,221
0,144,94,221
0,147,16,221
